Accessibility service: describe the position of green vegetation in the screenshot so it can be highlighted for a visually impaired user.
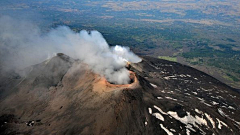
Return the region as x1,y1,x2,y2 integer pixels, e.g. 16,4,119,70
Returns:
223,73,240,82
226,38,236,42
182,43,240,83
186,58,204,65
226,73,240,82
158,56,177,62
207,58,240,75
182,46,239,59
171,42,183,49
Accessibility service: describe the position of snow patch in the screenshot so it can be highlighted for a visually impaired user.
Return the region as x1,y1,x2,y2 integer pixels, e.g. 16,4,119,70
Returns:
165,97,177,101
192,92,197,95
164,75,176,80
179,74,186,77
229,95,236,98
228,106,235,110
195,109,202,114
145,121,148,126
216,118,228,129
186,124,196,132
197,97,204,101
150,83,158,88
205,113,215,128
186,129,191,135
160,124,174,135
152,113,164,121
170,129,176,132
211,101,219,105
167,111,208,130
154,105,167,115
197,97,212,107
203,102,212,107
148,108,152,114
195,115,208,126
217,108,226,117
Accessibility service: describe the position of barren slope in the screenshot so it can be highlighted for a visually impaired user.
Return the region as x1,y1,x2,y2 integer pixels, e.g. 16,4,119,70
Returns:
0,54,239,135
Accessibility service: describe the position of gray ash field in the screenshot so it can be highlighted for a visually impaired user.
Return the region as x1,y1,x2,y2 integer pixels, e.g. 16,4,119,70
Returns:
0,54,240,135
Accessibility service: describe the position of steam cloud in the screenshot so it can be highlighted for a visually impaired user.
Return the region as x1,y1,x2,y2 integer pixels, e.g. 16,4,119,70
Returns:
0,16,141,84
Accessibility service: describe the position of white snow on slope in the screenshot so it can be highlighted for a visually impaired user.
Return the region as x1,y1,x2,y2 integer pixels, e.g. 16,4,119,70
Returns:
145,121,148,126
165,97,177,101
160,124,173,135
154,105,167,115
186,129,191,135
150,83,158,88
167,111,208,130
216,118,228,129
148,108,152,114
152,113,164,121
195,109,202,114
205,113,216,128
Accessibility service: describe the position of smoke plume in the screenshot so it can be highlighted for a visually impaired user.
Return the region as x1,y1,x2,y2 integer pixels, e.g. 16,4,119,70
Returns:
0,16,141,84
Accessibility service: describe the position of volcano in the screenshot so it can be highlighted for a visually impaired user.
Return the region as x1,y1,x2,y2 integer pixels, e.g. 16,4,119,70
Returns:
0,54,240,135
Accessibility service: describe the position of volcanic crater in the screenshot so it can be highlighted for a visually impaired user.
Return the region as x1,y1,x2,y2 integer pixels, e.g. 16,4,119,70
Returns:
0,54,240,135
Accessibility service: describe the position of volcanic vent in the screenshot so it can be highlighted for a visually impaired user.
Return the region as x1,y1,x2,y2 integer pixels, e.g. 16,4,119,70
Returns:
93,67,139,93
1,54,240,135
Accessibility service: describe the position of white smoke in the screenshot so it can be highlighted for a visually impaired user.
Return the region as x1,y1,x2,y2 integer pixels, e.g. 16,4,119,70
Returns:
0,16,141,84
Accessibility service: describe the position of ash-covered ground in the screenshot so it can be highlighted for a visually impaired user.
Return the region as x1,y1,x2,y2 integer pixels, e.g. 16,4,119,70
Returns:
0,54,239,135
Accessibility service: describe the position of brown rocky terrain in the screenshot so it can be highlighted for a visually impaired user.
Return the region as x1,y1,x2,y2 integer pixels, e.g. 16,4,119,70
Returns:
0,54,239,135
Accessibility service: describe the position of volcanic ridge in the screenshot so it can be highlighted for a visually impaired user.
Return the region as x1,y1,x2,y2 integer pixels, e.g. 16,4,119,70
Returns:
0,53,240,135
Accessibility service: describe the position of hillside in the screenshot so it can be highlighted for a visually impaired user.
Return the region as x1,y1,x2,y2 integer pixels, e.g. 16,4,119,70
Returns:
0,54,239,135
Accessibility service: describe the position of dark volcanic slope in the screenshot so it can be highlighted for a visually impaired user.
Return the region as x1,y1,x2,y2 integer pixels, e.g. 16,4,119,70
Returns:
0,54,240,135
